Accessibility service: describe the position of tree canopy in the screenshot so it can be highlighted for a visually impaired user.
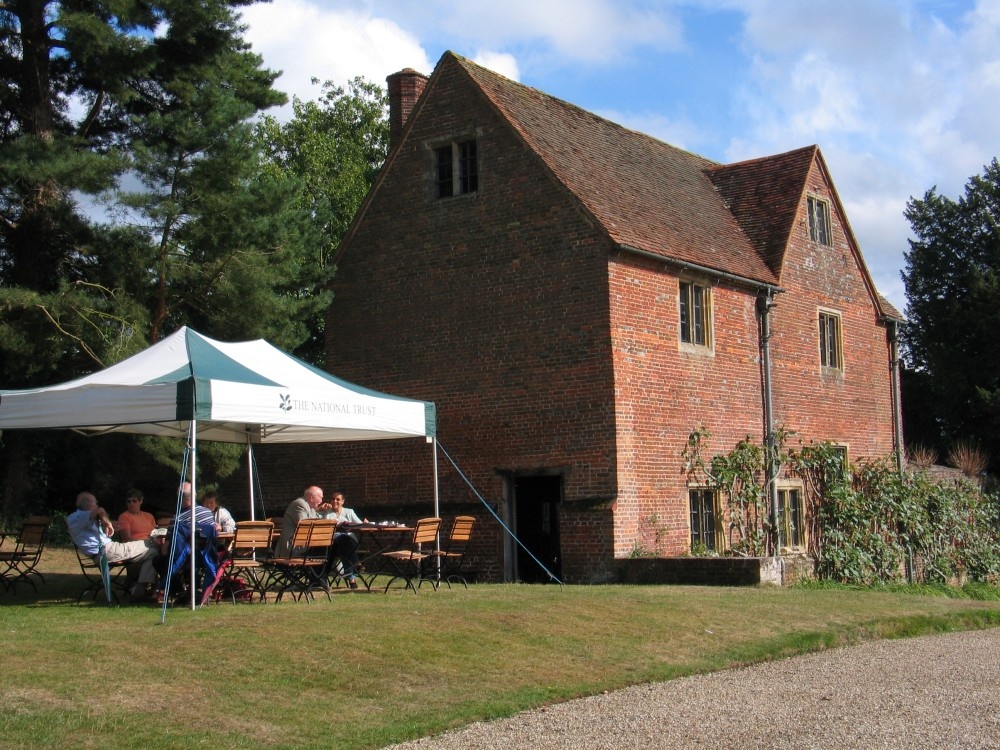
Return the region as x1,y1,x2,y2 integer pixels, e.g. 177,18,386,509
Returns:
901,158,1000,471
252,76,389,363
0,1,391,519
0,0,305,380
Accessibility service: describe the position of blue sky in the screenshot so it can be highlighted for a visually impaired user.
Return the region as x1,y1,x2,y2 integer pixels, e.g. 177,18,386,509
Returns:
241,0,1000,314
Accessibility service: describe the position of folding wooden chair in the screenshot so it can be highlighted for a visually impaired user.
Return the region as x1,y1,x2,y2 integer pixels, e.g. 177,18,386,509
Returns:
216,520,273,603
0,516,51,593
264,519,337,602
425,515,476,589
74,546,129,605
265,516,284,550
380,517,442,594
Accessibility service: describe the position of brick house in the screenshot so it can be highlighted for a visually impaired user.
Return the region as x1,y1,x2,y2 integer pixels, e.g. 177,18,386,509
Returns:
256,51,904,584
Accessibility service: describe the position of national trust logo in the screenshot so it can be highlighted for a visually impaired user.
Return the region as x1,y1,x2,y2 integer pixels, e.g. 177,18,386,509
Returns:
279,393,292,413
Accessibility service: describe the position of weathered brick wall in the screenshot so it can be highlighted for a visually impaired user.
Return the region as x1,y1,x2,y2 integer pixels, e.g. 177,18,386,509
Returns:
608,253,764,558
559,507,618,583
256,59,621,582
768,160,896,460
603,155,896,564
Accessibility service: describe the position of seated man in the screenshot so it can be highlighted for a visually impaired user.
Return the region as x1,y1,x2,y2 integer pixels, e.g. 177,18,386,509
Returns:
275,485,324,558
67,491,162,600
157,483,220,602
171,482,218,535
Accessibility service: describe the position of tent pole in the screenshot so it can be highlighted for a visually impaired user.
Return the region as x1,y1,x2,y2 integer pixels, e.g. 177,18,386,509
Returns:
432,437,440,519
432,438,441,581
246,430,256,521
188,422,197,611
159,444,192,623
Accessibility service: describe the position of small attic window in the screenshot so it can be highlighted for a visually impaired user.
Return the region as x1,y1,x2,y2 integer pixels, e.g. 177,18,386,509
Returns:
436,138,478,198
807,196,832,246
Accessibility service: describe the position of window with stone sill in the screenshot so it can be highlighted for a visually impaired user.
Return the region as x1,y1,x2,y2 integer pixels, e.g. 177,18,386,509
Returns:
819,310,843,371
689,488,722,553
776,486,806,551
679,280,712,348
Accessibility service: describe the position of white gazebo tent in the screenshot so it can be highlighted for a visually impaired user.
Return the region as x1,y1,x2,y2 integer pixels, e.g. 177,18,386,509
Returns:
0,326,439,610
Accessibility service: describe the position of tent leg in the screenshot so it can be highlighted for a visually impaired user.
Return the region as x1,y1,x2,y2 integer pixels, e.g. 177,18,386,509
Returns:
432,438,441,583
247,437,255,521
188,422,198,611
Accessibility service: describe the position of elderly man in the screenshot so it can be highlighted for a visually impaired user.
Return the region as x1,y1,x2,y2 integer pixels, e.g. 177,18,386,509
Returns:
66,491,162,600
173,482,217,535
274,485,324,557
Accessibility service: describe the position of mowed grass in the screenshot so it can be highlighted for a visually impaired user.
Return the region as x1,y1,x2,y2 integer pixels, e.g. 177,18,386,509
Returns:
2,548,999,750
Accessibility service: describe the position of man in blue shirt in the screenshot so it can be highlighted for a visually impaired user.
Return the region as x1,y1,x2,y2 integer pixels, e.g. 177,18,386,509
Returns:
66,491,161,599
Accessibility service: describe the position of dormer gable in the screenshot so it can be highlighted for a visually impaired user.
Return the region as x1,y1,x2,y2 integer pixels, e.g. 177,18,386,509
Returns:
706,146,817,278
709,146,901,321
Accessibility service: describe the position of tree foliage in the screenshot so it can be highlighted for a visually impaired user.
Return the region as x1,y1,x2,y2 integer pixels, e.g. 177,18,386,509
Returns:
0,2,391,521
0,0,320,377
901,159,1000,472
253,77,389,363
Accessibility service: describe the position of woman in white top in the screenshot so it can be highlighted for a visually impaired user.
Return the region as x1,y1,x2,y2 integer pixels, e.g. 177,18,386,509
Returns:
320,492,364,588
201,492,236,533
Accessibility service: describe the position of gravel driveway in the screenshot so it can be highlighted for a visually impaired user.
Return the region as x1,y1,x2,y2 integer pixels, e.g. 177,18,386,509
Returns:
387,628,1000,749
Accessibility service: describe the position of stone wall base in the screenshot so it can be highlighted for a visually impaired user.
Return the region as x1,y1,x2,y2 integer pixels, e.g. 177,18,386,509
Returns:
614,554,815,586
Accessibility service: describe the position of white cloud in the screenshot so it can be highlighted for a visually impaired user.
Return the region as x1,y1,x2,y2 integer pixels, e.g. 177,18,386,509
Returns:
471,51,520,81
720,0,1000,311
364,0,684,67
240,0,432,116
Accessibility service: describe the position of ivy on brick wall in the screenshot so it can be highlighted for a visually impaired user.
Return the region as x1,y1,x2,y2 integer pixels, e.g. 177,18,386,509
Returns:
682,426,782,557
683,428,1000,585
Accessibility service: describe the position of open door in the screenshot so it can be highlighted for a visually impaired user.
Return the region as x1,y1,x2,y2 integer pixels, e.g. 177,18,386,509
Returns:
512,474,562,583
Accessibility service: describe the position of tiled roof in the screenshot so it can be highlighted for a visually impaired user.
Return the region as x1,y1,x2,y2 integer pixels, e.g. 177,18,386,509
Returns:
448,53,780,286
877,293,905,321
705,146,818,279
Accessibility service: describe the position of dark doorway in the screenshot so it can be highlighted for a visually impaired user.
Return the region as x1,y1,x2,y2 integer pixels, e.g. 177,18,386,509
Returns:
513,475,562,583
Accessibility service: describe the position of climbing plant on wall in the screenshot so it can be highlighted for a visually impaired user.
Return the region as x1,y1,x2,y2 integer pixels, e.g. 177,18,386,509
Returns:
684,429,1000,585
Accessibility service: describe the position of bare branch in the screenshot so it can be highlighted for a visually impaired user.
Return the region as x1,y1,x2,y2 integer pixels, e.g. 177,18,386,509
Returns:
34,304,105,368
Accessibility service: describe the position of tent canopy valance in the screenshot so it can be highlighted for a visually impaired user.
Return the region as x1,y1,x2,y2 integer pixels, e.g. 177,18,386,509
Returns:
0,326,436,443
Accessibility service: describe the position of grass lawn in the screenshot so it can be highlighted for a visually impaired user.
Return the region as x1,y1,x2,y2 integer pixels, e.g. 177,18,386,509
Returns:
2,547,999,750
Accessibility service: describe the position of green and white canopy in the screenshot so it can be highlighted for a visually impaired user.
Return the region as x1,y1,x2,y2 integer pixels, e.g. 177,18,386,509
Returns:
0,326,436,443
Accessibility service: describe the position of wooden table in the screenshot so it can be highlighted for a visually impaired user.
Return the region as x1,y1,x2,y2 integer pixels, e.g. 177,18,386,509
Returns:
339,523,414,590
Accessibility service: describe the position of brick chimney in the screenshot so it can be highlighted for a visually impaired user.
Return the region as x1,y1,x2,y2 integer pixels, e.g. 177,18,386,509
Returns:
386,68,428,151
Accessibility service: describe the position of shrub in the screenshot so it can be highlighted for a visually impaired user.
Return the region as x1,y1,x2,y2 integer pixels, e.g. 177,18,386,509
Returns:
947,440,989,478
686,430,1000,586
906,443,938,468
